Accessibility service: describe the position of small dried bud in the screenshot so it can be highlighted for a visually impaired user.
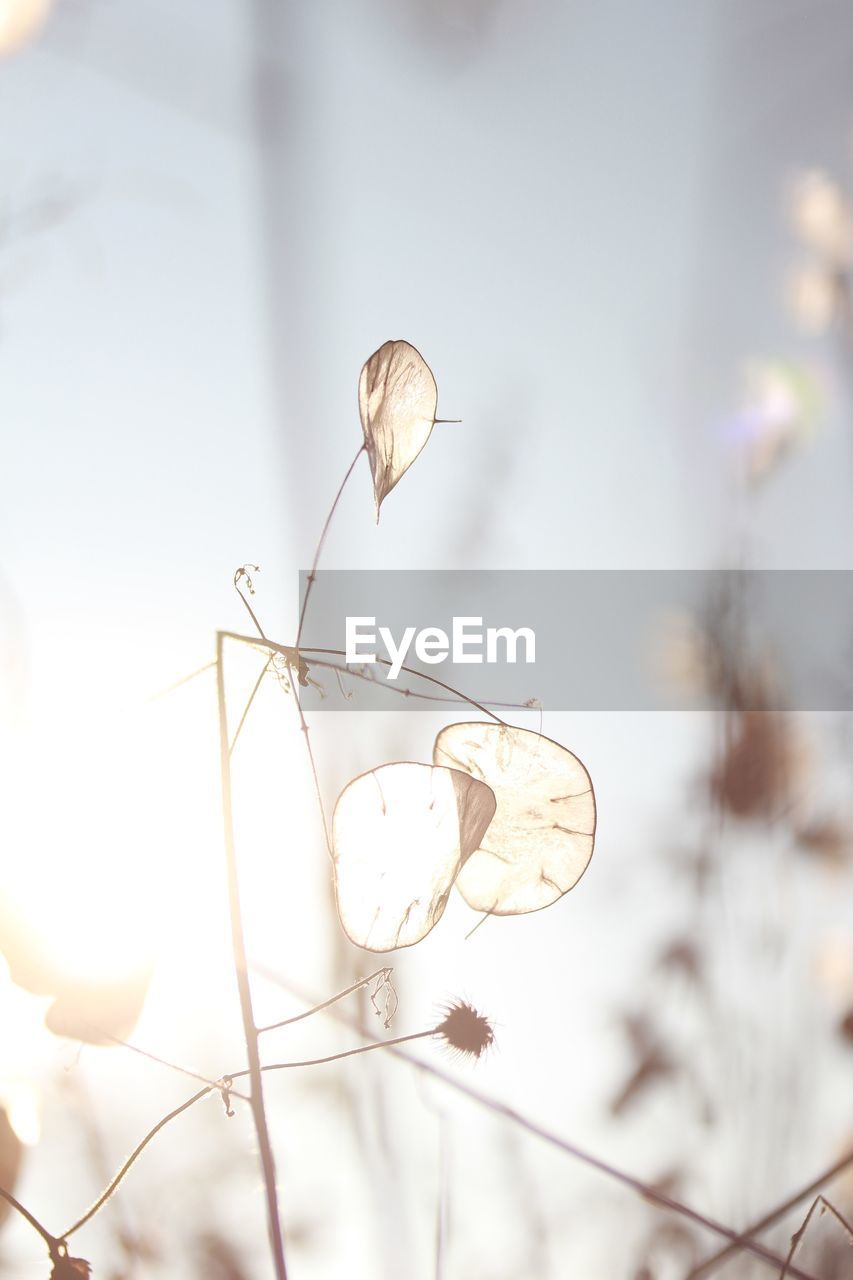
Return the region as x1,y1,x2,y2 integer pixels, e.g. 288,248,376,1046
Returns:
50,1255,91,1279
435,1000,495,1060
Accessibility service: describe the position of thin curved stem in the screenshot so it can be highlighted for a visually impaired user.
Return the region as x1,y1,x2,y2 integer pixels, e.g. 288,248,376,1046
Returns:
61,1029,437,1241
258,968,393,1035
62,1086,211,1238
233,566,267,640
256,971,820,1280
216,633,287,1280
0,1185,59,1253
296,445,365,648
59,993,819,1279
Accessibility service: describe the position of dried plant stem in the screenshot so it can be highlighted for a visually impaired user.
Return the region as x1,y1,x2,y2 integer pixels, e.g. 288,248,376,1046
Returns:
258,968,393,1035
296,444,365,647
216,632,288,1280
25,1002,817,1279
304,654,533,712
229,657,272,756
0,1185,59,1255
62,1086,211,1238
83,1026,250,1100
258,971,820,1280
779,1196,853,1280
288,677,332,850
146,660,217,702
160,651,532,716
687,1146,853,1277
217,632,509,726
60,1030,438,1240
300,645,508,725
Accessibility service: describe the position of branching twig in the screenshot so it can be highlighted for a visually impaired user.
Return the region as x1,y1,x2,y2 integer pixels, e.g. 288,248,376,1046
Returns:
253,970,821,1280
779,1196,853,1280
60,1029,438,1240
43,976,820,1280
687,1146,853,1277
216,631,288,1280
218,632,510,726
300,645,508,725
83,1025,250,1101
0,1185,60,1253
258,968,395,1035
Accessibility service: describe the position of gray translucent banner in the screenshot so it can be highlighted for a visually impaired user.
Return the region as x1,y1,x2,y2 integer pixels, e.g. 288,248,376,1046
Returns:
296,570,853,711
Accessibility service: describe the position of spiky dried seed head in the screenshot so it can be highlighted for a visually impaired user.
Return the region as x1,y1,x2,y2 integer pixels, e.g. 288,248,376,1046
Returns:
436,1000,495,1059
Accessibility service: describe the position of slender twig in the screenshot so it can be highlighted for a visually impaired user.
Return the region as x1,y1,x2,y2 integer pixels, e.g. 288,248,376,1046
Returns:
158,652,533,715
346,1057,816,1278
779,1196,853,1280
303,655,535,714
216,632,288,1280
217,633,509,726
300,646,507,725
62,1086,212,1238
288,678,331,850
145,660,217,702
82,1024,250,1101
688,1146,853,1277
296,445,365,648
55,992,818,1279
61,1030,438,1241
0,1185,59,1253
234,565,268,640
229,657,272,756
254,970,820,1280
258,968,394,1035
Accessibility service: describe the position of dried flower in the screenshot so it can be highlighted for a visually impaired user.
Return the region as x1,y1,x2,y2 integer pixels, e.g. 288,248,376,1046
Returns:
435,1000,495,1059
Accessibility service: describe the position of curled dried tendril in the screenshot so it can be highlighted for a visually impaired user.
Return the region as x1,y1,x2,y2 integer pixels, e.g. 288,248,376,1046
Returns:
369,967,398,1029
218,1076,235,1119
233,564,260,595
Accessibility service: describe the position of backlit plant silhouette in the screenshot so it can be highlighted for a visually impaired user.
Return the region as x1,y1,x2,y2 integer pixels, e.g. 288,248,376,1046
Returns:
3,340,849,1280
0,340,600,1278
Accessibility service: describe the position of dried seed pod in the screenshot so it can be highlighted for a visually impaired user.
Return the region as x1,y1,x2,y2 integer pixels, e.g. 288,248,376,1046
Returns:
433,723,596,915
358,340,439,519
332,761,495,950
435,1000,495,1059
